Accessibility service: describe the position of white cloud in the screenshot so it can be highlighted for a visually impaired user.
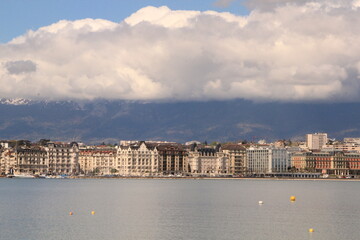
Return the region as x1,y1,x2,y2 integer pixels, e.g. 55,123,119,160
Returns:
244,0,309,10
1,2,360,102
245,0,360,11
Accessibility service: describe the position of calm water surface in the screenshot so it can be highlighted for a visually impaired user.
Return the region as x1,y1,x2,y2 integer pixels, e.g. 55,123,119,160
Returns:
0,179,359,240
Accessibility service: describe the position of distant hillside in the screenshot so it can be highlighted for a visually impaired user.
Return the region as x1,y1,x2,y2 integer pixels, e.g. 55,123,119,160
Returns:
0,99,359,144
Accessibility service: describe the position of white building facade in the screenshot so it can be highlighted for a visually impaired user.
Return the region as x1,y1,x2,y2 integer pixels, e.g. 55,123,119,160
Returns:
306,133,328,150
79,147,117,175
117,141,159,176
247,146,290,174
45,142,79,175
187,146,229,176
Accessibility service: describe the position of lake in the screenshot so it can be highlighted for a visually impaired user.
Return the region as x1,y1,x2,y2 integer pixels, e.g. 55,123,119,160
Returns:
0,178,359,240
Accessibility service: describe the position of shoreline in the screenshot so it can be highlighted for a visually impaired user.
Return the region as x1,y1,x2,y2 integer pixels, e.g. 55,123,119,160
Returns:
2,175,360,181
56,176,360,181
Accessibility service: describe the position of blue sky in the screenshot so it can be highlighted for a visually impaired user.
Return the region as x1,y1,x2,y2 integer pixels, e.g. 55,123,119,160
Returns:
0,0,248,43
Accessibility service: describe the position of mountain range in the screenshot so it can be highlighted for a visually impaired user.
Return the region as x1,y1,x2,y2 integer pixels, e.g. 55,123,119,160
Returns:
0,99,359,144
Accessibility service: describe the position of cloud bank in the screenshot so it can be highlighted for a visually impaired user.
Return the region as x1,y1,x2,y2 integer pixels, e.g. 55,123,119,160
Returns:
1,1,360,102
244,0,311,11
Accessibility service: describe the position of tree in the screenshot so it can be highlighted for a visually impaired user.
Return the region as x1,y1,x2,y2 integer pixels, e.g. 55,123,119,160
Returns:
93,168,100,175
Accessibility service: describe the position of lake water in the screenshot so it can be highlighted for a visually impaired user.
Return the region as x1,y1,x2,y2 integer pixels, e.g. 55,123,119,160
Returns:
0,179,359,240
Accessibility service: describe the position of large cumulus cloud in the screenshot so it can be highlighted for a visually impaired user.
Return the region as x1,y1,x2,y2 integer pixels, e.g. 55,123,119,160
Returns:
1,1,360,102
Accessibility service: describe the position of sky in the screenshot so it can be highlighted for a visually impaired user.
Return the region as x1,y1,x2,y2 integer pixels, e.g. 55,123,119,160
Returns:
0,0,248,43
1,0,360,102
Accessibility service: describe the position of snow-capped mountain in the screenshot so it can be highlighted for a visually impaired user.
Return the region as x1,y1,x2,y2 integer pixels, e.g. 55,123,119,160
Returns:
0,98,32,105
0,99,359,144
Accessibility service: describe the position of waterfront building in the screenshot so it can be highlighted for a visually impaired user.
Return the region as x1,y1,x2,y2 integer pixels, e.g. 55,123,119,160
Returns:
306,133,328,150
79,146,117,175
0,148,5,175
157,144,187,175
45,142,79,175
79,149,93,175
247,146,290,174
0,141,80,176
117,141,159,176
331,152,360,175
291,152,307,170
272,148,291,172
291,151,360,175
187,145,229,176
221,144,247,176
1,149,16,175
247,147,271,174
14,147,48,175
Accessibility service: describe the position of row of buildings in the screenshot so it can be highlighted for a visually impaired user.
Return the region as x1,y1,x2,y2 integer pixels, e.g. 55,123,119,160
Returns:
1,133,360,177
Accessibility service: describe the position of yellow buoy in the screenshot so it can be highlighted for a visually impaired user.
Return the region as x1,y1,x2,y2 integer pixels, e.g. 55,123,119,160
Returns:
91,211,95,215
309,228,314,233
290,196,296,202
69,212,73,215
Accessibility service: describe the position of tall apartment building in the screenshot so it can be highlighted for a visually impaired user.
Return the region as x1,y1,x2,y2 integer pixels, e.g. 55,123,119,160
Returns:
157,144,187,175
0,146,48,175
247,147,271,174
221,144,247,176
117,141,159,176
271,148,290,172
79,146,117,175
306,133,328,150
1,148,16,175
15,148,48,175
45,142,79,175
187,145,229,176
0,148,5,175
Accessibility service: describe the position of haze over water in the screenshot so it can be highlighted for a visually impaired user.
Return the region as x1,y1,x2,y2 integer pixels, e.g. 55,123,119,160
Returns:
1,179,359,240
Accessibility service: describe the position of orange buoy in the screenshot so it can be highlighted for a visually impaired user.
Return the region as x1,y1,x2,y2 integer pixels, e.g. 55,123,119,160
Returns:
309,228,314,233
290,196,296,202
91,211,95,215
69,212,73,215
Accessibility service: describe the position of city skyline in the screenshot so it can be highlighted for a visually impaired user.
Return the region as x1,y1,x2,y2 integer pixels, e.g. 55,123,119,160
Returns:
2,133,360,178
